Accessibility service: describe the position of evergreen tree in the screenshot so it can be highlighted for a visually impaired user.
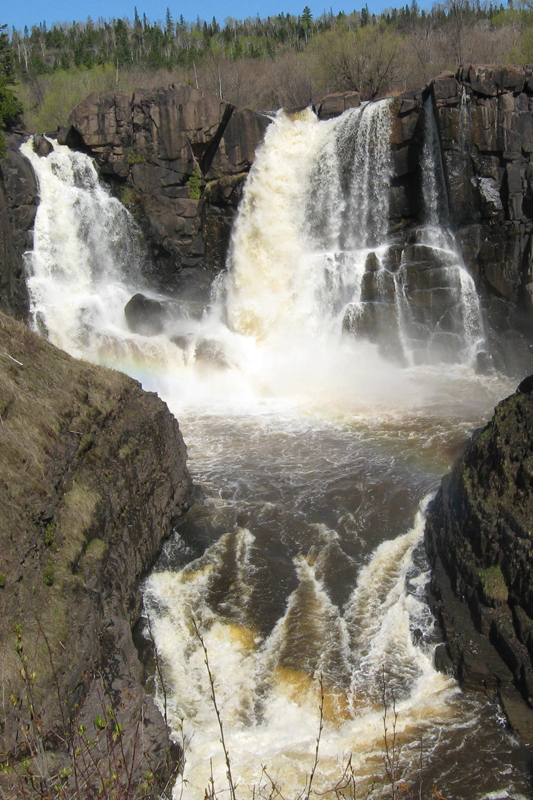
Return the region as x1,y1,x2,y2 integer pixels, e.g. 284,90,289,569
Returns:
0,22,23,155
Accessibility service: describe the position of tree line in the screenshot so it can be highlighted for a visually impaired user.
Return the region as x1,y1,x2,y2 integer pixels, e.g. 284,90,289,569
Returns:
3,0,533,134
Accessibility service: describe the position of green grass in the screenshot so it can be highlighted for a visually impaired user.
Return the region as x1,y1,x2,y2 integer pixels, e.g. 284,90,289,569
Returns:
479,564,508,604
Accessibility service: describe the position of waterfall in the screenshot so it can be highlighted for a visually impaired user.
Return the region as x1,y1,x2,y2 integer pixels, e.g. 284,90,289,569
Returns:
21,141,146,360
228,101,484,368
23,104,485,375
421,97,449,234
19,121,524,800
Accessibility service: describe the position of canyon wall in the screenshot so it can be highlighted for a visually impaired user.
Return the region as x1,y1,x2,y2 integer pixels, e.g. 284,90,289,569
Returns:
0,133,36,319
425,377,533,743
0,310,192,791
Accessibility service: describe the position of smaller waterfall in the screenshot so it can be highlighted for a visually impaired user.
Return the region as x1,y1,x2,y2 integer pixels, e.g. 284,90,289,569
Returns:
421,97,449,235
343,98,485,367
337,101,393,250
21,139,147,360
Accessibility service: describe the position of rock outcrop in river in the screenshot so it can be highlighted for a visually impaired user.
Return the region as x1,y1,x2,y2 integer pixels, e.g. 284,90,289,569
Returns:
425,377,533,743
63,84,270,303
0,310,192,792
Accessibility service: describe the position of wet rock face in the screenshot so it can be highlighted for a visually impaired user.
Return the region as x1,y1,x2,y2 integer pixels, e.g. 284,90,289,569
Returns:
64,85,270,296
432,66,533,305
425,383,533,742
338,67,533,374
429,66,533,374
0,134,37,319
0,311,192,790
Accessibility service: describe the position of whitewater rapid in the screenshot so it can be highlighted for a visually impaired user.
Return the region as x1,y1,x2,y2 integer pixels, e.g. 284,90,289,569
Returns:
20,107,531,799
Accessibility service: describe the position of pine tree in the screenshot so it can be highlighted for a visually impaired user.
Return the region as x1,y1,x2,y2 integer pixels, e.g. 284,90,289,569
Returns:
0,22,22,155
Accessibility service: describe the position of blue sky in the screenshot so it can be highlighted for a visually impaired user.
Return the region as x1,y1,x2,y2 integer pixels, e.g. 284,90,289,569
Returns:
3,0,431,34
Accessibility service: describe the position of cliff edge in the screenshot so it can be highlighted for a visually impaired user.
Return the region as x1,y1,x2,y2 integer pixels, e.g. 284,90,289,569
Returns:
0,310,192,794
425,376,533,742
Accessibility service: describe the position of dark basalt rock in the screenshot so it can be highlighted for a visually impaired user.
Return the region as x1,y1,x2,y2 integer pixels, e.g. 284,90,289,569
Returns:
32,134,54,158
124,292,169,335
317,91,360,120
518,373,533,393
0,134,37,320
66,85,270,300
425,381,533,742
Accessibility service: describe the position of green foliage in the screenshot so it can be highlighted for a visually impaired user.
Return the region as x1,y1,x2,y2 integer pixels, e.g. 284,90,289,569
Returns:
0,572,6,588
479,564,508,604
121,187,140,213
128,149,146,165
44,520,55,547
187,172,202,200
43,561,54,586
0,22,23,156
21,63,115,132
93,713,106,730
308,24,400,99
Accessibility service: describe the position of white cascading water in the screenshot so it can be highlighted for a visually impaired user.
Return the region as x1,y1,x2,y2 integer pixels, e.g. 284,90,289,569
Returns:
414,98,484,364
20,109,530,799
22,146,145,358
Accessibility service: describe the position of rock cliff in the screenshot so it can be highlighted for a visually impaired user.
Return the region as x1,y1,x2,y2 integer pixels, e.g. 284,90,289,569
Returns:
336,67,533,374
0,310,192,792
425,377,533,743
63,84,270,302
0,133,37,319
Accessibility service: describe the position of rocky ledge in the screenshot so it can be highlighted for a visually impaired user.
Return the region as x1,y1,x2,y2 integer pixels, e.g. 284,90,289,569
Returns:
425,376,533,742
0,311,192,794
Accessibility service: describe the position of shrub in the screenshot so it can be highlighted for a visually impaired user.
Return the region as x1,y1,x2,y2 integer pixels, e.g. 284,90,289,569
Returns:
187,171,202,200
43,562,54,586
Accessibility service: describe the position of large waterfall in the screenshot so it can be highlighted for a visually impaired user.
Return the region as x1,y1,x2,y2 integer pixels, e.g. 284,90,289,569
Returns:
226,102,484,370
20,106,530,799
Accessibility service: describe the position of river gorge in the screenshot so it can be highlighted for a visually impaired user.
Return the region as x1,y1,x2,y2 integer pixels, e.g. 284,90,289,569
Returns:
11,77,532,797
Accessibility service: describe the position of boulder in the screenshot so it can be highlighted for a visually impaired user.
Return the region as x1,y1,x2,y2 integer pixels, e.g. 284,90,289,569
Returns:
317,91,360,120
124,293,169,335
32,134,54,157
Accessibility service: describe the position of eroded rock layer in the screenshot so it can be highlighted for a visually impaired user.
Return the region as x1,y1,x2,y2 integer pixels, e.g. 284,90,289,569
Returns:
0,133,37,319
